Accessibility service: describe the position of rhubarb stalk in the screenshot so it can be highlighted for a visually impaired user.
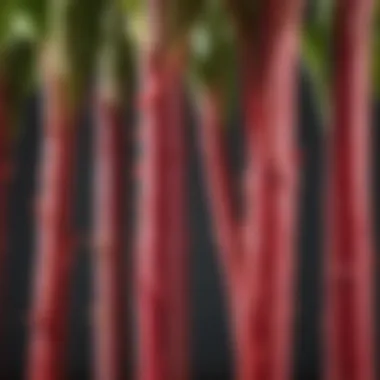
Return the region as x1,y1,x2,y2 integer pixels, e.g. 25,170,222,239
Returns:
240,3,302,378
127,0,198,377
136,45,170,380
195,1,303,379
93,96,127,380
27,1,77,378
136,46,190,380
27,72,76,380
325,1,375,379
92,3,128,379
165,49,189,380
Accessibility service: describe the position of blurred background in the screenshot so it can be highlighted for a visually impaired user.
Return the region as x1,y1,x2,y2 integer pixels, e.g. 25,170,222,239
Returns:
0,0,378,379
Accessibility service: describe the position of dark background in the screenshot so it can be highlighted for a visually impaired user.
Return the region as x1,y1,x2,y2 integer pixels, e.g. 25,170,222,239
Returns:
0,72,379,380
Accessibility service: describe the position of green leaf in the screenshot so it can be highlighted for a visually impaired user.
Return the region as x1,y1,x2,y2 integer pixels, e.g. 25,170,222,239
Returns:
122,0,146,49
66,0,105,104
190,0,235,84
97,0,135,101
16,0,47,36
3,37,37,138
302,0,333,115
167,0,203,42
0,1,43,137
226,0,258,35
189,0,237,121
302,24,330,113
314,0,333,30
0,1,41,51
122,0,203,50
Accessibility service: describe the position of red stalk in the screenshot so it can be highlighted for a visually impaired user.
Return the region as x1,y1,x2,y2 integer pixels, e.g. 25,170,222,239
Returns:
325,1,374,379
27,72,76,380
136,46,190,380
136,49,170,380
93,93,127,380
165,55,189,380
241,5,301,378
199,1,302,379
136,0,190,375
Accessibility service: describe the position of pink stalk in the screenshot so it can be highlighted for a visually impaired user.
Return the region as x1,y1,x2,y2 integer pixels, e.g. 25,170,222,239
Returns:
93,91,127,380
136,49,189,380
165,54,189,380
27,70,76,380
325,1,375,379
199,1,302,379
242,4,301,378
136,48,170,380
136,0,191,377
